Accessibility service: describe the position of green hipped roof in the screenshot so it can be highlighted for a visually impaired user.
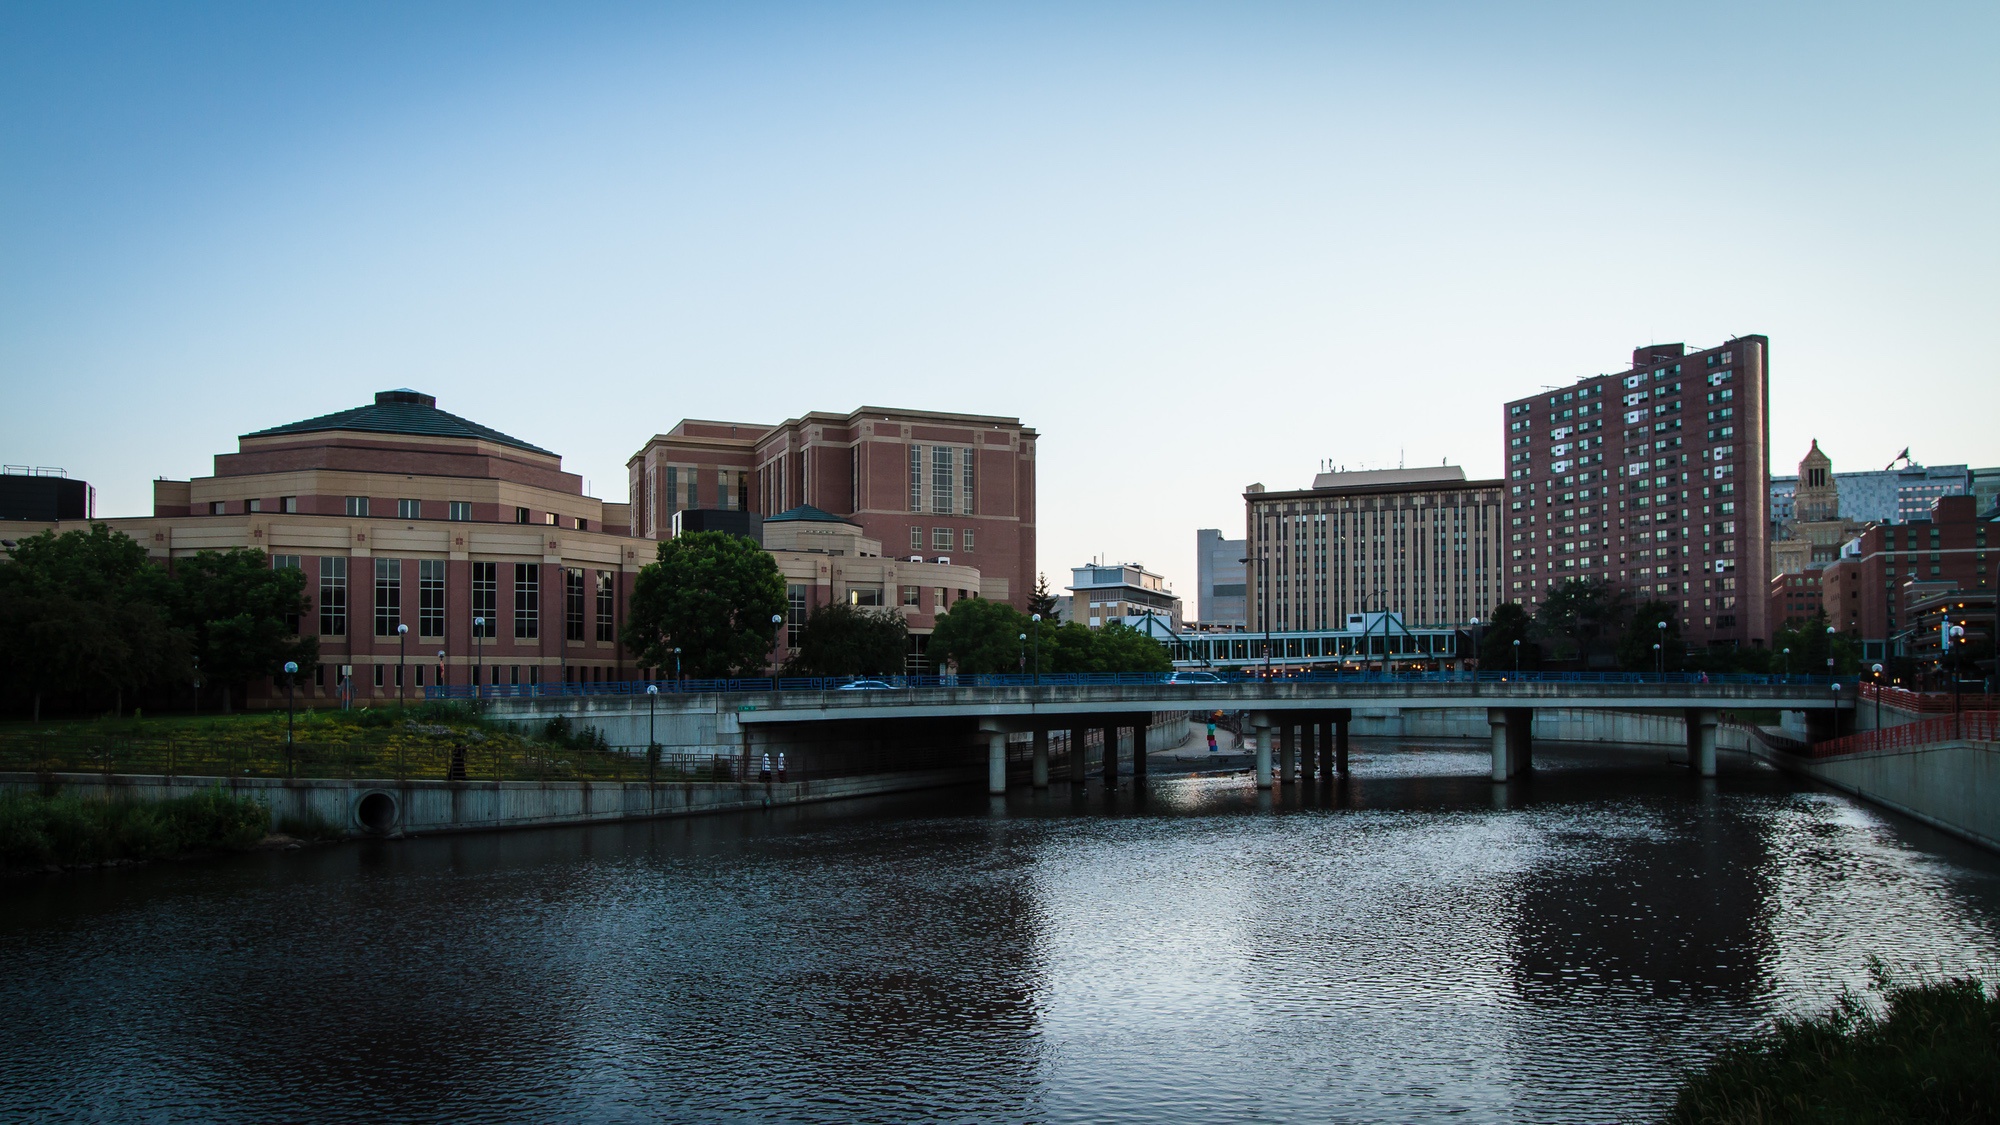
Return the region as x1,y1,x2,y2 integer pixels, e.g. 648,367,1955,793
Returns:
765,504,858,525
242,390,556,457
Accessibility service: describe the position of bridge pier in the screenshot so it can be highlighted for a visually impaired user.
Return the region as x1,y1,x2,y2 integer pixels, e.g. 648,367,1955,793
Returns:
1300,722,1316,783
1132,720,1148,779
1489,708,1533,780
1332,709,1351,777
1279,724,1296,785
1252,715,1273,789
1102,723,1119,784
1685,709,1718,778
986,728,1008,795
1032,728,1050,788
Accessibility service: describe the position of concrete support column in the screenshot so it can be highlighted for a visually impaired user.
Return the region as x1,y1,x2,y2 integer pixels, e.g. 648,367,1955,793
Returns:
1102,724,1119,783
1507,708,1533,777
1686,709,1719,778
987,730,1008,795
1317,719,1333,780
1489,708,1510,782
1132,719,1148,779
1278,723,1296,784
1335,715,1349,777
1298,722,1315,783
1032,728,1050,789
1252,715,1273,790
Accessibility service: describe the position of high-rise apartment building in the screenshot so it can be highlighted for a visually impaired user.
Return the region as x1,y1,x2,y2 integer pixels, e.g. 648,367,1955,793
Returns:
628,407,1037,611
1501,338,1770,649
1243,466,1503,633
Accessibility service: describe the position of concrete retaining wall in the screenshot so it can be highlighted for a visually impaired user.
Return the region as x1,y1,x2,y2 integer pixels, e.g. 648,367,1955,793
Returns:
0,767,982,839
1748,740,2000,853
1356,706,1744,749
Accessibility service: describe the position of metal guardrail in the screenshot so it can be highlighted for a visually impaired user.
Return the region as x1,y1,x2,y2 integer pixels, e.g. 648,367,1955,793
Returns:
428,669,1840,702
1861,684,2000,713
1807,711,2000,759
0,737,966,784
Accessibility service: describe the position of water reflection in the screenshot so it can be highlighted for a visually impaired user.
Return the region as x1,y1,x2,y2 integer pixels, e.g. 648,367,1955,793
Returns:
4,742,2000,1123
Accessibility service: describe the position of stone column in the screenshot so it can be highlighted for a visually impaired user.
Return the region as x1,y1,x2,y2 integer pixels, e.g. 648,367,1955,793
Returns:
1252,714,1273,790
1489,707,1510,782
1102,724,1119,783
988,729,1008,795
1132,718,1148,778
1686,709,1719,778
1032,728,1050,788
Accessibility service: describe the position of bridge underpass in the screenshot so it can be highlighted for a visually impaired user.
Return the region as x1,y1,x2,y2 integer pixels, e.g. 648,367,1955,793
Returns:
484,679,1853,796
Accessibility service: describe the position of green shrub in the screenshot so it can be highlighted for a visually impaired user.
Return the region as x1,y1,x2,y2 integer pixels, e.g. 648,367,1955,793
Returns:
276,807,343,841
1667,963,2000,1123
0,787,271,869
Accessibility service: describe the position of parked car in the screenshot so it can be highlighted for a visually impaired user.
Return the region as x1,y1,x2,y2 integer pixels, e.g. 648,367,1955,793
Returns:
836,679,895,691
1166,670,1225,685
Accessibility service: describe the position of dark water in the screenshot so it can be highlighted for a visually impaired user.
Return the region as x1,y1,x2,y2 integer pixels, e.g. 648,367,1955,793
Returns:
5,742,2000,1124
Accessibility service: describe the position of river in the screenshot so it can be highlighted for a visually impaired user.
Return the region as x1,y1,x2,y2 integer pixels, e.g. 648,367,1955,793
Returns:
4,740,1999,1123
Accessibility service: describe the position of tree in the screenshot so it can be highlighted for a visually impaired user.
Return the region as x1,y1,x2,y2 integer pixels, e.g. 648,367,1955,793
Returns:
168,548,317,712
926,597,1031,674
1618,599,1686,672
783,602,908,676
623,531,787,678
1772,610,1862,677
1083,621,1174,673
1480,602,1537,669
1534,578,1631,666
1026,573,1061,621
0,524,188,717
1039,620,1099,673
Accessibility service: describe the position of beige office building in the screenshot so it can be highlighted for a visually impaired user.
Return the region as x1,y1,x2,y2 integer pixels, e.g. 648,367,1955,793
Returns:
1243,466,1504,633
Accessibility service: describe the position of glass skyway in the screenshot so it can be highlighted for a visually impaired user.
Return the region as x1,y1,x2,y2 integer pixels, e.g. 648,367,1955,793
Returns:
1169,613,1460,670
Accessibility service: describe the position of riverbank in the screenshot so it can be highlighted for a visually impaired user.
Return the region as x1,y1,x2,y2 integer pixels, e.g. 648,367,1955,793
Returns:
0,787,273,874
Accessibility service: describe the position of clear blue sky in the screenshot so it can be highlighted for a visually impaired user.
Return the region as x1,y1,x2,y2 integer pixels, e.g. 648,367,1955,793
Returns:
3,1,1995,605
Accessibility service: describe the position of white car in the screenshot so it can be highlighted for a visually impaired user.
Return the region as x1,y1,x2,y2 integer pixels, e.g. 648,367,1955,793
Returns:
836,679,895,691
1166,671,1225,685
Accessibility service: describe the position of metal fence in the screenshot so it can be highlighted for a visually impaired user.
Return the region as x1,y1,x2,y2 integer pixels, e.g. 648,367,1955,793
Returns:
428,668,1838,702
1861,684,2000,714
0,736,968,784
1807,711,2000,759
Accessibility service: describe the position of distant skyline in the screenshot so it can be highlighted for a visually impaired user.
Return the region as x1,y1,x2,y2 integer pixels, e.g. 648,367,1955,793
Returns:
4,2,1996,603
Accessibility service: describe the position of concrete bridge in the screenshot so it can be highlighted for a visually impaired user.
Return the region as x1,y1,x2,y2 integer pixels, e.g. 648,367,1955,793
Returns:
482,677,1853,796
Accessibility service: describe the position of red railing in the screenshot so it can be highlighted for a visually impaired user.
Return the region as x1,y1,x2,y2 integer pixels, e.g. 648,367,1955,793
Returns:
1861,684,2000,713
1809,711,2000,758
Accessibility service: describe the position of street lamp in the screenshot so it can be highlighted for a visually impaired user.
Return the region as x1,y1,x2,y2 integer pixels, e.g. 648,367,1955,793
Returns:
282,660,299,775
1030,613,1041,685
673,646,682,688
645,682,660,784
397,622,409,707
1826,624,1837,679
473,616,486,701
1656,619,1667,677
1948,623,1967,738
1469,616,1481,682
1782,646,1791,679
1871,662,1884,729
1512,637,1521,677
1018,632,1027,676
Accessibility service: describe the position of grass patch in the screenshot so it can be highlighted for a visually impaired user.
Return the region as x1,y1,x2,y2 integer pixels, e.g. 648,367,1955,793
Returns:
1667,961,2000,1123
0,787,270,871
275,807,344,842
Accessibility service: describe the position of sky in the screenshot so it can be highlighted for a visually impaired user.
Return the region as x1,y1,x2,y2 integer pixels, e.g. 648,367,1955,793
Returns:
3,1,1996,610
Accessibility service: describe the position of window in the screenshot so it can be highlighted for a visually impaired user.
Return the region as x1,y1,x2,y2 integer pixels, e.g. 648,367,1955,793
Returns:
281,496,297,514
272,556,302,632
910,526,923,552
786,584,807,646
449,501,471,521
930,447,956,513
849,584,884,606
933,527,954,551
575,517,588,531
962,446,976,514
471,562,497,637
346,496,368,517
419,559,445,638
374,558,401,636
902,584,921,607
963,528,975,552
319,557,347,637
908,445,923,511
565,568,586,641
248,498,263,513
595,571,615,642
514,563,539,639
210,501,225,515
717,469,733,511
515,507,531,524
665,466,680,513
399,499,421,519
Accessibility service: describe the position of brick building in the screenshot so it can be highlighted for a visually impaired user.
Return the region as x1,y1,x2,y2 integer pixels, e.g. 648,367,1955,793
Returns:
28,390,648,704
1820,495,1996,660
1242,466,1503,633
1501,338,1770,649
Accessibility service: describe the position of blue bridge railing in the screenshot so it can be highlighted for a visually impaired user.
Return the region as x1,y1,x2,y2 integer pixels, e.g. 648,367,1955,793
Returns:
424,669,1841,702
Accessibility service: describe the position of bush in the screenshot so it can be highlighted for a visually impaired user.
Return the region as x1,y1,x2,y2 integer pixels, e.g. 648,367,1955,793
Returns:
0,787,270,869
1667,963,2000,1123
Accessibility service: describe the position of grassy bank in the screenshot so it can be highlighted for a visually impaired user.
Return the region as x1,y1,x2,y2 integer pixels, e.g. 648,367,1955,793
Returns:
0,787,271,871
1667,967,2000,1123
